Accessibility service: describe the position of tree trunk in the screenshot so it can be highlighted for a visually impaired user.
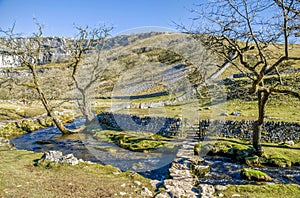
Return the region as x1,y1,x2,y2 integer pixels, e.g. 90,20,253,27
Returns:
31,70,77,134
253,90,269,155
80,90,94,125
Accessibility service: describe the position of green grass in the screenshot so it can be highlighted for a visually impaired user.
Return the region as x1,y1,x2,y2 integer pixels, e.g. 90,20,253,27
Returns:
219,184,300,198
95,130,178,152
0,146,154,197
196,138,300,167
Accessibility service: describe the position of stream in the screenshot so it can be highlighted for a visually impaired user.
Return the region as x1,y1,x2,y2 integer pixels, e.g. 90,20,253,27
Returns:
10,118,177,180
199,156,300,185
10,118,300,185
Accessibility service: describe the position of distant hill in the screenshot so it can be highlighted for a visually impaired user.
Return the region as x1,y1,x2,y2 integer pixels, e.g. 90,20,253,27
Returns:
0,32,164,68
0,32,219,100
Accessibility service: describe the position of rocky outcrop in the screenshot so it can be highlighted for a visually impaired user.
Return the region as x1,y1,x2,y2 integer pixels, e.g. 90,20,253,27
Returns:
0,32,163,68
0,37,74,68
40,150,84,165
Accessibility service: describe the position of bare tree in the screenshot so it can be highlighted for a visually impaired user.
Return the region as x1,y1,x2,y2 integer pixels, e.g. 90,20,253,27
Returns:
0,22,77,133
0,21,112,133
69,25,112,124
184,0,300,155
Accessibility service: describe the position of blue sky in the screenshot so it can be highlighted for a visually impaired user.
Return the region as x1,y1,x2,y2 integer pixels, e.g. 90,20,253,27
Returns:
0,0,198,37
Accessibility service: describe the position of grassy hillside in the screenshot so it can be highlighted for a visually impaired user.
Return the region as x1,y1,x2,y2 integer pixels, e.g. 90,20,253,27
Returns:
0,32,299,124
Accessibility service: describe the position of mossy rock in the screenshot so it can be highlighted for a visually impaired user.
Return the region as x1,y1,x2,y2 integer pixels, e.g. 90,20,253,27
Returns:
241,168,272,182
105,131,167,152
190,156,205,166
128,139,164,152
190,156,209,177
267,156,292,167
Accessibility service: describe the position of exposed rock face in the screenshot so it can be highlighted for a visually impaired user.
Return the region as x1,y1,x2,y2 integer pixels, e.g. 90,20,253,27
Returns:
41,150,83,165
0,37,74,68
0,32,163,68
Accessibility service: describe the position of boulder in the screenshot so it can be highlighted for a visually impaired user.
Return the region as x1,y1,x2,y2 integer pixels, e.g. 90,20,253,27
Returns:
285,140,295,146
230,112,241,116
214,185,228,191
41,150,82,165
241,168,272,182
0,137,9,146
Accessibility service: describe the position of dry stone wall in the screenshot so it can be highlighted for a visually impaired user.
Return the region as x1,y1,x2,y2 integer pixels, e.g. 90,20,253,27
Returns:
197,119,300,143
97,112,182,136
98,113,299,142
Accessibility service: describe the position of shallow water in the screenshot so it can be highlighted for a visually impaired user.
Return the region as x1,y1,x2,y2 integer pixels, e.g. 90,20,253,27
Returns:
10,118,300,184
199,156,300,185
11,118,177,180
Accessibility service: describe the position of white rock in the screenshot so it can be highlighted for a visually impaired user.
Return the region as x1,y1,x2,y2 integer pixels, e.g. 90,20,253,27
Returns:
141,187,153,197
214,185,228,191
286,140,295,146
134,180,141,186
119,191,126,196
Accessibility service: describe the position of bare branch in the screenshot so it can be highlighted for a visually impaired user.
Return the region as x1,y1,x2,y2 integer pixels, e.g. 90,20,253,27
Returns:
270,87,300,99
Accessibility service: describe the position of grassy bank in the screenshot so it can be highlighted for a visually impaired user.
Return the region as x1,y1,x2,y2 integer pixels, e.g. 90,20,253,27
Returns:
0,146,154,197
195,138,300,167
218,184,300,198
95,130,179,153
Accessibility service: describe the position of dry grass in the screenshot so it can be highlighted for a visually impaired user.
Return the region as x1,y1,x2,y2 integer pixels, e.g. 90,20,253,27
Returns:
0,101,46,121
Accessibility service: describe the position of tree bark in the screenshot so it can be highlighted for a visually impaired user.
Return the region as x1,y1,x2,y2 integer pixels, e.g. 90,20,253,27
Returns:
81,90,94,125
253,90,269,155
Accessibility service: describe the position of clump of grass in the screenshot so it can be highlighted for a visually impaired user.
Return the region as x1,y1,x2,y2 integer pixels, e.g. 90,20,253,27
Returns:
0,114,75,138
0,122,26,137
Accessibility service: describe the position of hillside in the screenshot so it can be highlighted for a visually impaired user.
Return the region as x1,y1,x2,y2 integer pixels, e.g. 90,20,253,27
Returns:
0,32,219,100
0,32,299,124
